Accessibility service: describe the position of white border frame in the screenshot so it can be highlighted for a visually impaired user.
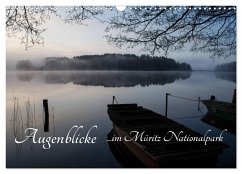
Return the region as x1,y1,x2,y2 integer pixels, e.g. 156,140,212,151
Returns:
1,0,240,174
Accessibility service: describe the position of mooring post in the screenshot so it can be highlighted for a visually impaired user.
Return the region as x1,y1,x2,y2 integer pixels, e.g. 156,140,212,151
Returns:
232,89,236,104
165,93,170,117
112,96,118,104
198,97,201,110
43,99,49,132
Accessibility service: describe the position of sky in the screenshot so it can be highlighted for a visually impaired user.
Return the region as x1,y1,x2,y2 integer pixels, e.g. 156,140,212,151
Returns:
6,7,236,70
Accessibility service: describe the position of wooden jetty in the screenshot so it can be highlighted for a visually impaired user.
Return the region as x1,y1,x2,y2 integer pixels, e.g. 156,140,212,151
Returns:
107,104,228,167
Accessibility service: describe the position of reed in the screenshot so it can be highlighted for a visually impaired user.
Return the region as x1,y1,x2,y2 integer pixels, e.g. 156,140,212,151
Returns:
51,106,56,136
11,95,24,160
25,99,36,135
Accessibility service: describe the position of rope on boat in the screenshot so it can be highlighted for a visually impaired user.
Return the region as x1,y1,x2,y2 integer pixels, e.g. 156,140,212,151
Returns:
169,94,200,102
170,106,206,120
172,115,204,120
165,93,205,117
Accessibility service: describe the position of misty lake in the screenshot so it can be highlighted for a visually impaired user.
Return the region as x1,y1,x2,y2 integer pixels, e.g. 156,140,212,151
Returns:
6,71,236,168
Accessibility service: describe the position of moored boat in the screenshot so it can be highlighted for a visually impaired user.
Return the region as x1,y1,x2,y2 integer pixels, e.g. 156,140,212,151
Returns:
201,90,236,134
107,103,228,167
202,100,236,123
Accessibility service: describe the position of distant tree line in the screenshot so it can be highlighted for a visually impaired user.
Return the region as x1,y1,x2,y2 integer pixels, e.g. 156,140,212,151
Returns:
16,54,192,71
16,60,38,70
215,61,236,72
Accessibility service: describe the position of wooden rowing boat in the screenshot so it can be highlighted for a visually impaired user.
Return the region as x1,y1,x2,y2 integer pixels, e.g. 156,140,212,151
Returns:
201,100,236,134
107,104,228,167
202,100,236,123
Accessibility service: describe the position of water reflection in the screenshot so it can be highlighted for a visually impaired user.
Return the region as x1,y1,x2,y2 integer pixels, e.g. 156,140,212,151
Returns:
201,114,236,135
214,72,236,83
16,71,192,87
17,73,33,82
107,129,146,168
10,96,56,159
7,71,236,168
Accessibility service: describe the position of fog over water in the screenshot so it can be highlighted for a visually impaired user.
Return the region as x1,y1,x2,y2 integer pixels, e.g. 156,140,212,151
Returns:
6,71,236,167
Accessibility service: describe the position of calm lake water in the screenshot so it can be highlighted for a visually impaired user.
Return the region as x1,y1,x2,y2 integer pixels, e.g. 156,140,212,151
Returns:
6,71,236,168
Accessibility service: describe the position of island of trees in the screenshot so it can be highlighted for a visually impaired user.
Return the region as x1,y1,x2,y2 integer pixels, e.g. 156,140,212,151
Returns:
215,61,236,72
16,54,192,71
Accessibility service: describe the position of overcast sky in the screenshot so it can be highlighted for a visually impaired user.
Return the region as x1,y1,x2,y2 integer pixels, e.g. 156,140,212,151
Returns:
6,8,236,70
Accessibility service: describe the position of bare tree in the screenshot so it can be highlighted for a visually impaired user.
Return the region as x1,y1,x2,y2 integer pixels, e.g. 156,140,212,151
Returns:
64,6,103,25
6,6,103,50
6,6,57,49
6,6,236,58
105,6,236,58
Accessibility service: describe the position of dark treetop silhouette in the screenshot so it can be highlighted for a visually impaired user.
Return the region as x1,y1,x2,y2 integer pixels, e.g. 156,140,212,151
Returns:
6,6,236,58
105,6,236,58
6,6,102,50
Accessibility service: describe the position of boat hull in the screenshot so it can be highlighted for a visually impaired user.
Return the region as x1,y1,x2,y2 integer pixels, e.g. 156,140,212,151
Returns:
202,100,235,121
107,104,228,167
202,100,236,133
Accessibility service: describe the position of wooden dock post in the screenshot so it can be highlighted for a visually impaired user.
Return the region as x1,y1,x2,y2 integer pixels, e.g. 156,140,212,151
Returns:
198,97,200,110
232,89,236,104
165,93,170,117
112,96,118,104
43,99,49,132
